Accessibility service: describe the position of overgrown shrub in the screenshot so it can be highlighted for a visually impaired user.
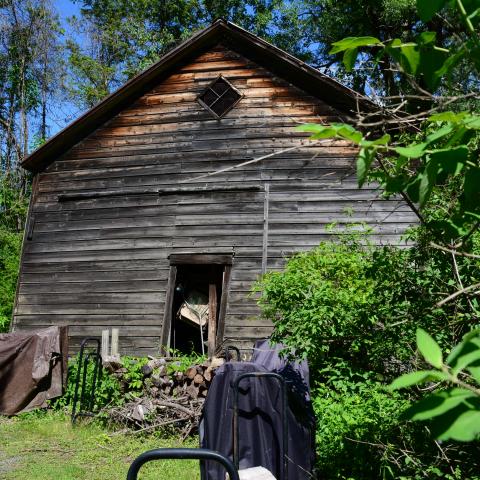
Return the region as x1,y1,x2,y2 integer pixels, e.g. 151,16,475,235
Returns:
255,230,479,377
254,229,480,478
51,354,124,411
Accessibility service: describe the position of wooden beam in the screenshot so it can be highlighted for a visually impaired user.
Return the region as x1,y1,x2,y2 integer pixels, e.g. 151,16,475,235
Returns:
160,265,177,355
261,183,270,274
169,253,233,266
215,264,232,347
207,284,217,358
57,185,261,202
101,329,110,359
111,328,119,356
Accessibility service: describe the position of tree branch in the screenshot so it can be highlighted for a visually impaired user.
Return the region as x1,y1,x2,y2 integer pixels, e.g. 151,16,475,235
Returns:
436,282,480,307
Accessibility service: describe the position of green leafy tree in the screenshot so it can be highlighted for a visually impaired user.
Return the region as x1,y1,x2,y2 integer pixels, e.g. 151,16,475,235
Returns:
66,0,307,108
297,0,480,442
301,0,419,95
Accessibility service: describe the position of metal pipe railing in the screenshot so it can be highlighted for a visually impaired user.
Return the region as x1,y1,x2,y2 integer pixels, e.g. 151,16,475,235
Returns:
126,448,239,480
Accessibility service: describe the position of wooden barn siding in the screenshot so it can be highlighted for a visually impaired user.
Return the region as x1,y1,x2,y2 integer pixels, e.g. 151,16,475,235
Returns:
13,45,416,355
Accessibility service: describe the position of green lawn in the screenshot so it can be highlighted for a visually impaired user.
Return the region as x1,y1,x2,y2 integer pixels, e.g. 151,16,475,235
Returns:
0,412,201,480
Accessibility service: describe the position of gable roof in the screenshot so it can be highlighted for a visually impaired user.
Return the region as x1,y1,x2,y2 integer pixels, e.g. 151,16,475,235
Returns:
22,19,374,173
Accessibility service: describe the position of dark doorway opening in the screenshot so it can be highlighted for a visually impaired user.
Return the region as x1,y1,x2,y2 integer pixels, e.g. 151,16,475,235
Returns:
161,254,233,357
171,264,224,355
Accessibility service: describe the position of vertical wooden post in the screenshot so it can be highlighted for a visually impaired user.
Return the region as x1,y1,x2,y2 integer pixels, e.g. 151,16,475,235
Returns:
111,328,119,356
207,284,217,358
215,265,232,347
262,183,270,275
160,265,177,356
101,329,109,359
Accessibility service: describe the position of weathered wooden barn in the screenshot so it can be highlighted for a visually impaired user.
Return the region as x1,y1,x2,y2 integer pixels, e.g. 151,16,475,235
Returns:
12,20,416,356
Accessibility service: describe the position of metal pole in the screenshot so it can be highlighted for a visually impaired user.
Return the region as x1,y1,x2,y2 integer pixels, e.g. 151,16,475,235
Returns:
126,448,239,480
71,338,101,424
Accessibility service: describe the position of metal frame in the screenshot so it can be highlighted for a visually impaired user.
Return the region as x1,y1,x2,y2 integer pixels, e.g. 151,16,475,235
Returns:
126,448,239,480
224,345,241,362
232,372,288,480
197,74,244,119
71,337,102,424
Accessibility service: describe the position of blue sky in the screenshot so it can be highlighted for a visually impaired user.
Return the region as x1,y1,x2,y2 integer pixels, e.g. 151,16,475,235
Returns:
54,0,80,23
45,1,82,135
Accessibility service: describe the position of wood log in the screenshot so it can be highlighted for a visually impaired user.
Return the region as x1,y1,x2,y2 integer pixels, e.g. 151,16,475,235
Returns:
186,366,197,380
151,375,166,388
204,366,213,382
193,373,204,385
186,384,199,399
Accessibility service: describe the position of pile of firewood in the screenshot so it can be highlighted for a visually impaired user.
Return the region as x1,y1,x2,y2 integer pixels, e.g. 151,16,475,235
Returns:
102,356,224,435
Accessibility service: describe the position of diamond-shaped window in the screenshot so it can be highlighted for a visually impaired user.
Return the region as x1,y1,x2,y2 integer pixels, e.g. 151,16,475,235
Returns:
198,76,243,118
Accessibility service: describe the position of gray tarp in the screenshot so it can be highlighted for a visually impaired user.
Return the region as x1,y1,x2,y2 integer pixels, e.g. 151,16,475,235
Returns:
0,326,68,415
200,340,316,480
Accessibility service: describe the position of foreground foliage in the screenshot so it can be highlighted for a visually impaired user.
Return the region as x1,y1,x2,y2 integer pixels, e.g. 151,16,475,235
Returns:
391,328,480,442
295,0,480,457
255,232,480,478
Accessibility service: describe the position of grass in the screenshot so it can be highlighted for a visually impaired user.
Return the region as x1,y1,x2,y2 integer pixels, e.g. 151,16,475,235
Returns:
0,411,201,480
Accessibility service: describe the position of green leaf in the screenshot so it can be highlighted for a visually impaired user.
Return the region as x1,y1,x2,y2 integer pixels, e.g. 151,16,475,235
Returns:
447,329,480,364
465,115,480,129
371,133,391,146
359,134,391,148
296,124,339,139
405,176,421,203
388,370,448,390
429,146,468,175
400,44,421,74
343,48,358,71
436,408,480,442
417,328,443,368
418,163,437,208
428,111,468,123
403,388,477,421
329,36,382,54
357,148,375,188
469,366,480,383
296,123,330,133
420,47,450,90
416,0,448,21
395,143,428,158
425,124,455,144
463,165,480,208
446,330,480,375
417,31,437,45
335,124,363,143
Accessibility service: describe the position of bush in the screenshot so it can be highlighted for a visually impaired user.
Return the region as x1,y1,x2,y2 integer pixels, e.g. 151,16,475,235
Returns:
51,354,123,411
255,229,480,377
254,229,480,478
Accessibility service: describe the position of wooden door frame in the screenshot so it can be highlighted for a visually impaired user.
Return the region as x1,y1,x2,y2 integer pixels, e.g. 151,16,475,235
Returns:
160,253,233,355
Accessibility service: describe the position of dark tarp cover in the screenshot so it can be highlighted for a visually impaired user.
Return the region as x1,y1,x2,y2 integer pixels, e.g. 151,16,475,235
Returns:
0,326,68,415
200,340,315,479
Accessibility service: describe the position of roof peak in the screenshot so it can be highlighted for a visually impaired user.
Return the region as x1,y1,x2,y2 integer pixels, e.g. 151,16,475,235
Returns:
22,20,372,173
